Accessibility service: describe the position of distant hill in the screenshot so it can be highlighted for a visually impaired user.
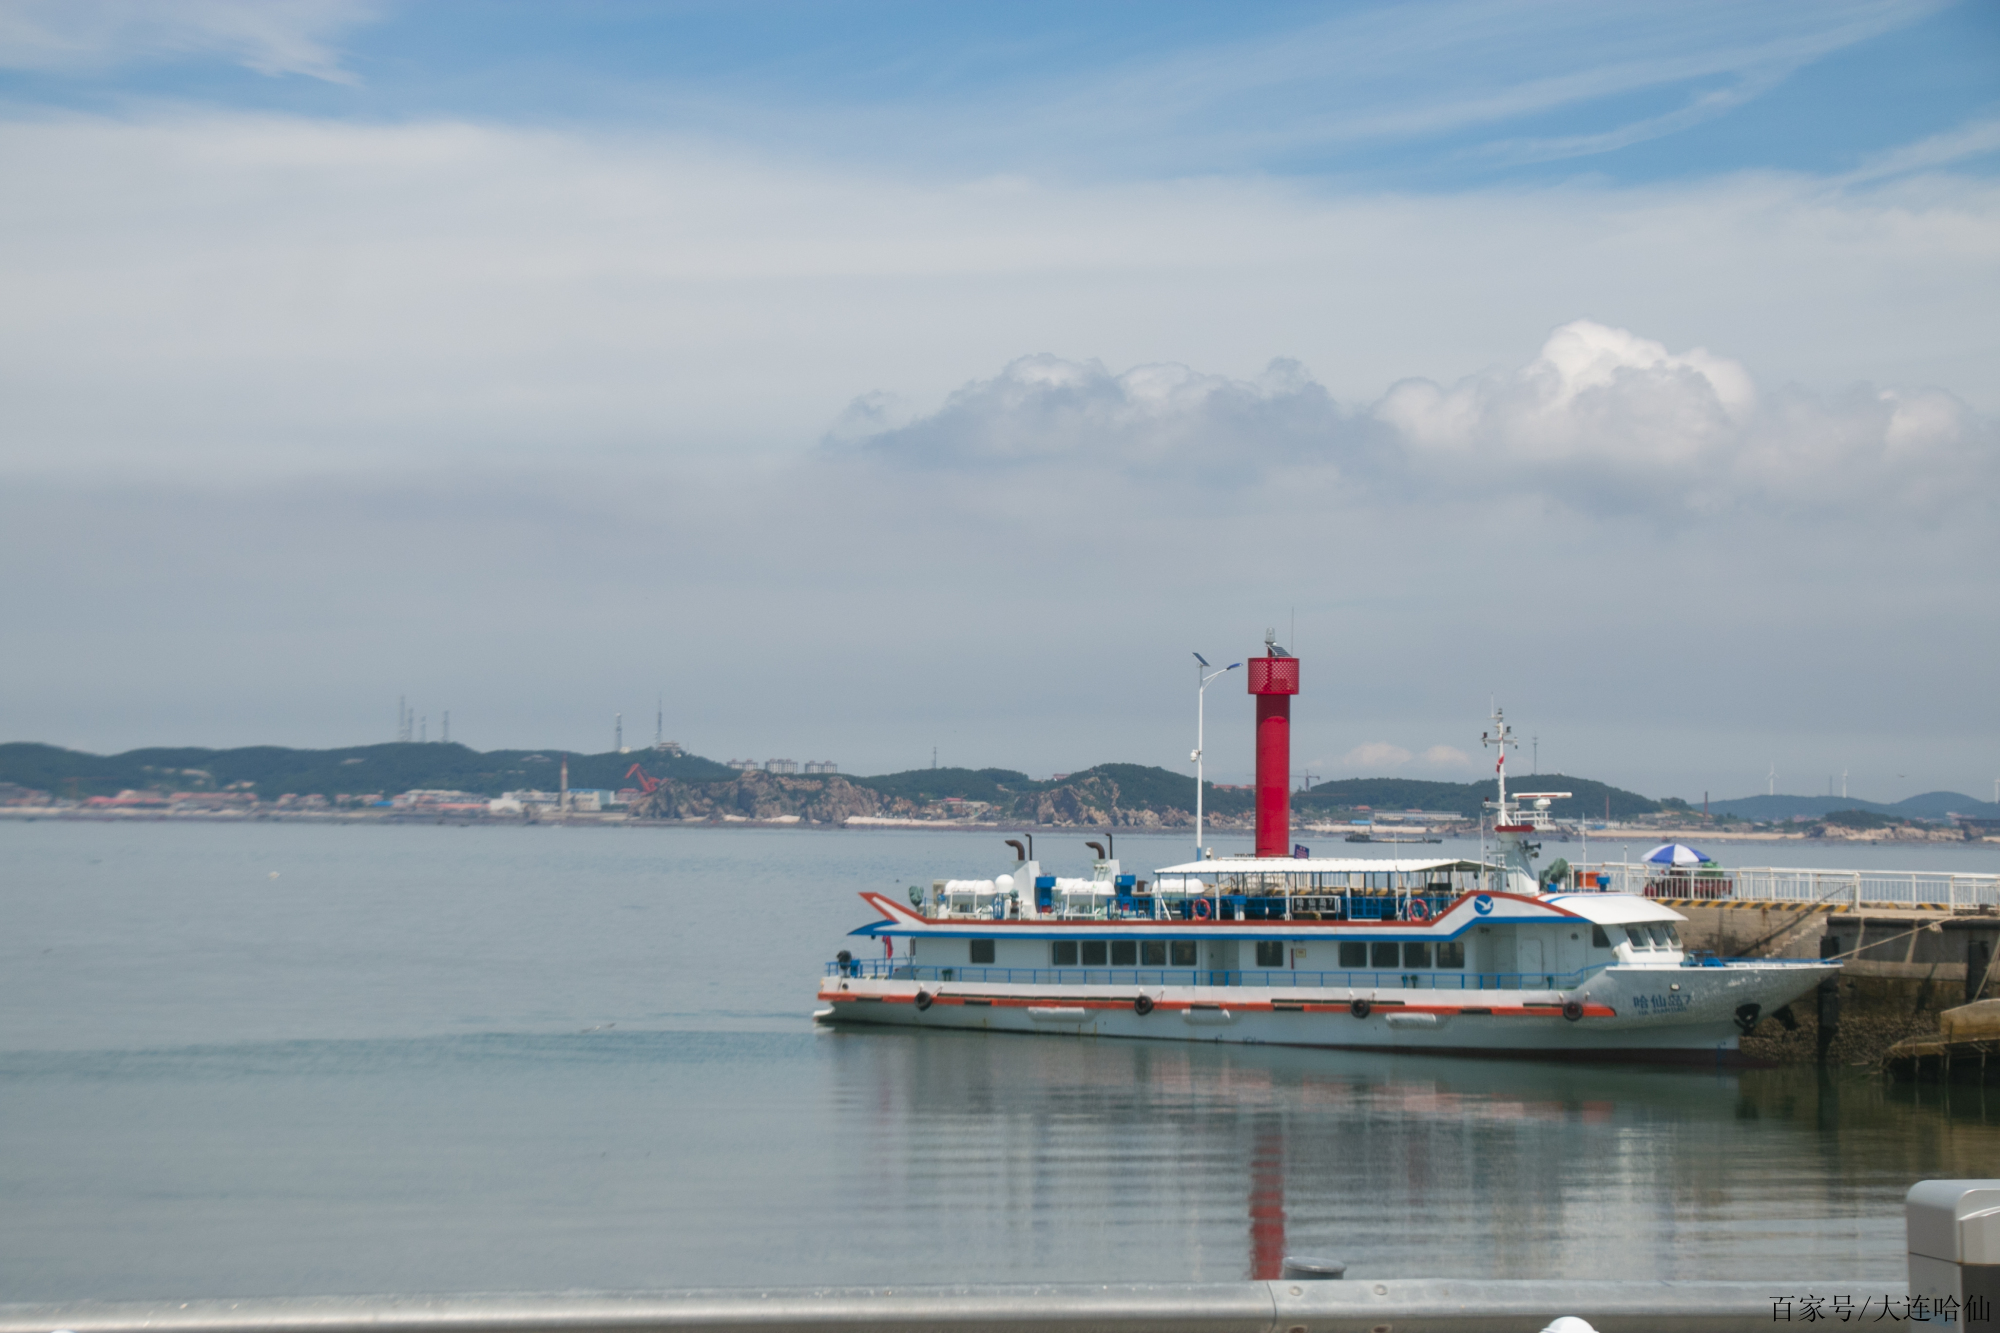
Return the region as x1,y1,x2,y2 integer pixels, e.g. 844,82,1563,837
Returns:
1893,791,2000,820
840,764,1652,821
841,763,1257,816
1293,773,1658,820
0,741,1687,825
0,741,735,801
1706,792,1998,822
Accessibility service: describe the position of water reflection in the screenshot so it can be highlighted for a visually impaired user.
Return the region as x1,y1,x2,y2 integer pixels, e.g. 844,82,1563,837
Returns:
6,820,1998,1299
819,1028,2000,1283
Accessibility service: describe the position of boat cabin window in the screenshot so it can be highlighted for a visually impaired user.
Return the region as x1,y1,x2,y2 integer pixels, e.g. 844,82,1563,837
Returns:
1255,941,1284,967
1142,941,1167,966
1625,927,1658,950
1647,924,1678,949
1402,942,1431,968
1591,926,1612,949
1371,941,1399,968
1111,941,1137,966
1081,941,1108,966
970,940,995,964
1436,940,1465,969
1339,942,1366,968
1170,941,1197,967
1052,941,1079,966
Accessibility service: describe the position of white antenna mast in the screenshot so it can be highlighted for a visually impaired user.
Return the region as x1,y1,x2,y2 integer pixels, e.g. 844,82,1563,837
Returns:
1481,703,1517,817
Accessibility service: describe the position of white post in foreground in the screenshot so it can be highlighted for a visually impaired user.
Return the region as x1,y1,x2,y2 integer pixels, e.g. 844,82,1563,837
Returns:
1191,654,1240,859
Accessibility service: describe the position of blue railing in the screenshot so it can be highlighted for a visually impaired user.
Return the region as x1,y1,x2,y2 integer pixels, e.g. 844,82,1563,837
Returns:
1139,894,1456,922
825,960,1608,991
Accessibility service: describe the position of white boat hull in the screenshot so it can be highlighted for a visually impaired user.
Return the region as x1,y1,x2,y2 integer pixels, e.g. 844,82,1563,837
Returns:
815,961,1836,1063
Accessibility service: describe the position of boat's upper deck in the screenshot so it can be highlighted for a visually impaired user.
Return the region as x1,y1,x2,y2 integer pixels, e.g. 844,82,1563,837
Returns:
923,855,1493,925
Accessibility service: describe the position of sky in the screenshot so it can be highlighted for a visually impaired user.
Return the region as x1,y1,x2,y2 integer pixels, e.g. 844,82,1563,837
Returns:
0,0,1996,804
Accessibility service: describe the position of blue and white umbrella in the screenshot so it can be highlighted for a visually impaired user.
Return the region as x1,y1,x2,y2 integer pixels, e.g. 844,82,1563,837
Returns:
1642,843,1710,866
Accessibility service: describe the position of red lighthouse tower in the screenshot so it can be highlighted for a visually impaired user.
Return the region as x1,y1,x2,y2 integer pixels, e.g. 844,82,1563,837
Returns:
1246,634,1299,858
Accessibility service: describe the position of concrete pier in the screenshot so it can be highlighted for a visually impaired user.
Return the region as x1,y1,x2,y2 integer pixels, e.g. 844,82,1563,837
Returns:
1660,901,2000,1065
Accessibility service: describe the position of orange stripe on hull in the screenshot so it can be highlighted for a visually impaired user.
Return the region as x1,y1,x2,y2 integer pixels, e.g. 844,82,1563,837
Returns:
819,990,1615,1019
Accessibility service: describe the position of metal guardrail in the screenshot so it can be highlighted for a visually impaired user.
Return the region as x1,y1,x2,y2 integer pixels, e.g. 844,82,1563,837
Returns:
829,961,1614,991
1576,864,2000,910
0,1280,1876,1333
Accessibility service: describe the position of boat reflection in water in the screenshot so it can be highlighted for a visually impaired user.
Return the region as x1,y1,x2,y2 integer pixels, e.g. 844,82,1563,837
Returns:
819,1023,2000,1284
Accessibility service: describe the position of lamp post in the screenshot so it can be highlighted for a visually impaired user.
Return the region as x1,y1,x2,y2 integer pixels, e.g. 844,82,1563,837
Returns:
1191,653,1241,859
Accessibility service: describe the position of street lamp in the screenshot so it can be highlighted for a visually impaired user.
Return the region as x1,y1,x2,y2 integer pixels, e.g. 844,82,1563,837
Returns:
1191,652,1241,859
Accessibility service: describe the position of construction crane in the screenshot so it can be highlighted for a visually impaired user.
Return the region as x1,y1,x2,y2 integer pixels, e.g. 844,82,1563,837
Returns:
624,763,664,794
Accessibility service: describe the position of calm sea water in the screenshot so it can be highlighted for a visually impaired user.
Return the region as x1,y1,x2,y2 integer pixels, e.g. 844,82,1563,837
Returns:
3,821,1997,1301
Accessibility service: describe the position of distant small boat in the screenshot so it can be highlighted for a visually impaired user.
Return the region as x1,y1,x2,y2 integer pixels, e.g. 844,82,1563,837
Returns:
1346,830,1442,844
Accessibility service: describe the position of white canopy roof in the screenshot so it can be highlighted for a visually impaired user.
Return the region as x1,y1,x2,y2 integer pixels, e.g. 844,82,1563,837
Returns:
1539,893,1688,924
1151,856,1486,876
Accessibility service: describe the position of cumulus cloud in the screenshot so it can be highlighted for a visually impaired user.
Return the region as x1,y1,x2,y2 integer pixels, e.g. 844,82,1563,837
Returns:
1338,741,1413,770
831,353,1372,483
833,319,1997,518
1328,743,1475,775
0,0,371,82
1418,746,1475,769
1379,318,1995,513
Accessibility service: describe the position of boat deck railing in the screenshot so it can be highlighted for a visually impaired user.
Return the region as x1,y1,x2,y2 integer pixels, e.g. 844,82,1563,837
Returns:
1571,863,2000,909
829,961,1616,990
827,957,1824,988
933,892,1461,923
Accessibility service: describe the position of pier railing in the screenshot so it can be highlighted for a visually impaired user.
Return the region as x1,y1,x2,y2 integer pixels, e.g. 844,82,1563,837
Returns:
1572,863,2000,910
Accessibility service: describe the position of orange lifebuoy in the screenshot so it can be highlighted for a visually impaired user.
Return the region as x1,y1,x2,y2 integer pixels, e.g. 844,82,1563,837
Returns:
1191,898,1212,920
1405,899,1431,922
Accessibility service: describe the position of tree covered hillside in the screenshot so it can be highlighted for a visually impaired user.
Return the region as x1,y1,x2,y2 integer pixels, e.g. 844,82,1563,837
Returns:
0,741,735,801
0,742,1662,823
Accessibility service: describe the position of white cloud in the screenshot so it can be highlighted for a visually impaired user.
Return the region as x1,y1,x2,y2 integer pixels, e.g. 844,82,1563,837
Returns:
864,0,1942,176
0,0,373,82
1840,114,2000,185
832,319,1996,519
1419,746,1476,769
835,353,1359,480
1377,319,1995,514
1338,742,1414,770
1,113,1998,487
1328,744,1476,776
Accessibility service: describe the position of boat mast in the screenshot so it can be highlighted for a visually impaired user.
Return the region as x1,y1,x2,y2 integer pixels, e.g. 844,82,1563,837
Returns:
1481,705,1522,893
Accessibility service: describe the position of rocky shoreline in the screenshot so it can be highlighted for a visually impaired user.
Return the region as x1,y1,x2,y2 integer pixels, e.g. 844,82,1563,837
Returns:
629,769,1209,829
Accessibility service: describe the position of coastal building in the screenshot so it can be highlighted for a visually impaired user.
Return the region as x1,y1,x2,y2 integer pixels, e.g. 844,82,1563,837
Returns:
489,789,559,814
84,790,170,808
803,761,838,774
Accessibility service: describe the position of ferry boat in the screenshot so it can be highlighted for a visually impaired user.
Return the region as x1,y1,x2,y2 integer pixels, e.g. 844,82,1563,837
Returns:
814,660,1837,1062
